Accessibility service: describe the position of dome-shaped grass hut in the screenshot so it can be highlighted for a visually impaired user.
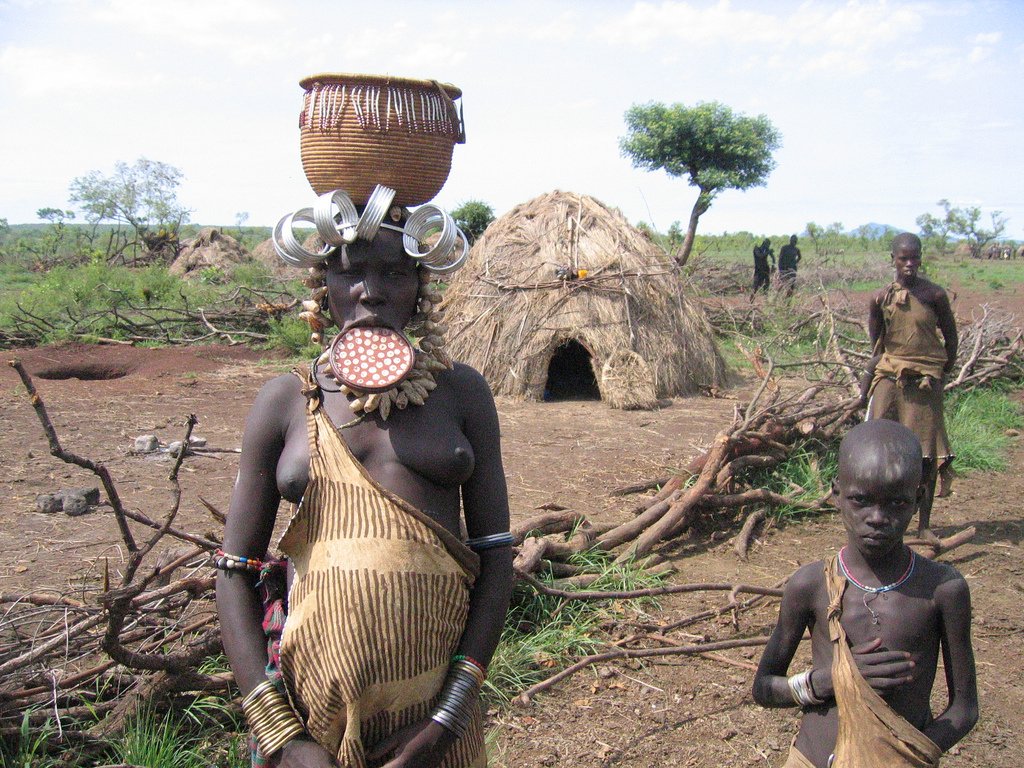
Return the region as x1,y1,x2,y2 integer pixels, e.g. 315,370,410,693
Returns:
444,191,727,408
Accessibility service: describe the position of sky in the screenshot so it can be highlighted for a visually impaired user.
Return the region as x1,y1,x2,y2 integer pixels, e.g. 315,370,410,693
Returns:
1,0,1022,239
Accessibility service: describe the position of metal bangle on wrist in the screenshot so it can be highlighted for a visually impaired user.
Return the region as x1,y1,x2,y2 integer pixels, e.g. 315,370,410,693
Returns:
242,679,306,756
787,669,825,708
430,665,482,739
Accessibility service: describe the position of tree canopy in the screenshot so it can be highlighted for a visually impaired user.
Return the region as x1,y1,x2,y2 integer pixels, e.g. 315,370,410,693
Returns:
69,157,190,261
917,199,1007,258
451,200,495,244
620,101,781,266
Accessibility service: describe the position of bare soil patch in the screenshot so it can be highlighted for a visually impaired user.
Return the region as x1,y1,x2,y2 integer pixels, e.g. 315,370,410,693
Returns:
1,342,1020,767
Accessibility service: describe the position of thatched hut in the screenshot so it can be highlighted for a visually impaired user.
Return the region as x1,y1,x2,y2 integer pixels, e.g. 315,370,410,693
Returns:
444,191,727,409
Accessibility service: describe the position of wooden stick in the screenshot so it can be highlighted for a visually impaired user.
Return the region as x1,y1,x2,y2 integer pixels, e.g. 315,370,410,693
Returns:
8,360,137,552
519,573,783,602
517,637,769,703
733,509,767,561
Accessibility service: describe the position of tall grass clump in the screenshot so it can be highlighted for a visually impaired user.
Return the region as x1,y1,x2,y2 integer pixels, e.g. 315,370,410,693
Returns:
0,262,218,343
266,316,322,358
485,552,667,706
0,713,64,768
105,706,207,768
946,387,1024,472
741,440,838,522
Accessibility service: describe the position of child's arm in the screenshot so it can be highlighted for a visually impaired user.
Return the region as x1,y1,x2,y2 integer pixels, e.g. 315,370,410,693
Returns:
922,573,979,751
752,566,817,707
858,355,880,406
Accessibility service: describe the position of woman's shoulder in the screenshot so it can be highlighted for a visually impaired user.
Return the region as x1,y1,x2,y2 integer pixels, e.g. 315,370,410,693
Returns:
447,361,489,390
250,370,306,416
439,362,497,416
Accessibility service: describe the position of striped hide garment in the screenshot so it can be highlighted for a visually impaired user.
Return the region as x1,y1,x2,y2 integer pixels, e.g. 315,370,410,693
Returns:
274,370,485,767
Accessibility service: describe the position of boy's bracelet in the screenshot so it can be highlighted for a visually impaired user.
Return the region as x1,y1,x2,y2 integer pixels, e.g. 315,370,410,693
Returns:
787,669,825,708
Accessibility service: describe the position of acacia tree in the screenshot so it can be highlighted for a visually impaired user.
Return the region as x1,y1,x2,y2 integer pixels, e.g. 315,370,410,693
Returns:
69,157,190,263
620,101,781,266
804,221,845,256
917,199,1007,259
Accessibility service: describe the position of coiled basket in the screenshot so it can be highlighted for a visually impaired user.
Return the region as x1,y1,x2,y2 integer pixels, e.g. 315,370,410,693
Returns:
298,72,464,206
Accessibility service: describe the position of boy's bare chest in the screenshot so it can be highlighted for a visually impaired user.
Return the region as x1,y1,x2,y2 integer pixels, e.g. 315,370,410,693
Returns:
837,588,940,651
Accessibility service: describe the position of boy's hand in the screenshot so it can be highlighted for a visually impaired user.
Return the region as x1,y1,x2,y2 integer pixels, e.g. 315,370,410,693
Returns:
850,637,915,692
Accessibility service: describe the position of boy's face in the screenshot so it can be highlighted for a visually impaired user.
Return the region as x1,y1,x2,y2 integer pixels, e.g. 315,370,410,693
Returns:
833,459,923,560
891,243,922,280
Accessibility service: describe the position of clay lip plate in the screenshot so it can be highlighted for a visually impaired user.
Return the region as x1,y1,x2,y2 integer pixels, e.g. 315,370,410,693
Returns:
328,327,415,393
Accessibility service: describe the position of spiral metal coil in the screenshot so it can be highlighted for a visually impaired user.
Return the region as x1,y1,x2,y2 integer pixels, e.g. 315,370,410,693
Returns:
423,226,469,274
273,207,336,267
313,189,359,246
274,186,468,275
354,185,396,241
402,205,469,273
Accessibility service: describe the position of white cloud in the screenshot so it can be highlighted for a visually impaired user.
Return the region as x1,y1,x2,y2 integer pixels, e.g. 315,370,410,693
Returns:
594,0,930,79
972,31,1002,45
529,10,580,42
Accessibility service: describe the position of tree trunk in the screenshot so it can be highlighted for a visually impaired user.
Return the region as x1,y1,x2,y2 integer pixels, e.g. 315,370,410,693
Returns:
675,189,712,267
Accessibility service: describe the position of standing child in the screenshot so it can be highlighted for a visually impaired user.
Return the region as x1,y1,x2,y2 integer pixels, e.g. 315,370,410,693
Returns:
752,420,978,767
863,232,958,543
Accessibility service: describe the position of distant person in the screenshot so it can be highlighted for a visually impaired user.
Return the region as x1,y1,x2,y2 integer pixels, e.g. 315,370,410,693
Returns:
778,235,802,298
750,238,775,300
753,420,978,768
860,232,957,544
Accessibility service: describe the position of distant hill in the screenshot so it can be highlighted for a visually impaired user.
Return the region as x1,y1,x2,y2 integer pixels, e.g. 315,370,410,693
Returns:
847,222,902,238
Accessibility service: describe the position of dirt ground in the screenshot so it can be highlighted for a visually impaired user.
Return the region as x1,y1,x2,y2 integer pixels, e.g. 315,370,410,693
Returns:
1,307,1021,767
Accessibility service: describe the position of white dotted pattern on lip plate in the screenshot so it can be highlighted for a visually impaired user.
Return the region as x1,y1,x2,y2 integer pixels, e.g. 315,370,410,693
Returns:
329,327,414,392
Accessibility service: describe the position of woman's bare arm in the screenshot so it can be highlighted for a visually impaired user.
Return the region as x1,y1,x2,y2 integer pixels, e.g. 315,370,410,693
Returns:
453,363,514,666
216,375,294,695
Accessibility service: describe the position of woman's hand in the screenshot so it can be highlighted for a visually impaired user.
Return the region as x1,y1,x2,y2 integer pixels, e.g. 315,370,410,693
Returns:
850,637,915,693
269,737,339,768
366,718,455,768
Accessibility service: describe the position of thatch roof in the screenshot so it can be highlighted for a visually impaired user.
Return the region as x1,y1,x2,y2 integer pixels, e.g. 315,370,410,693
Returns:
444,191,727,408
169,228,249,277
252,237,304,279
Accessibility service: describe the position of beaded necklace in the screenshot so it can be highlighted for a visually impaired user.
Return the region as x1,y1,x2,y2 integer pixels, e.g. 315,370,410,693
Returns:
838,546,916,627
838,546,916,593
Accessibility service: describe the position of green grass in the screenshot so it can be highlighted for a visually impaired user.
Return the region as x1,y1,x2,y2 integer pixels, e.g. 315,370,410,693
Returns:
107,706,206,768
741,440,838,522
946,387,1024,472
484,550,666,706
928,259,1024,294
0,261,309,350
0,713,63,768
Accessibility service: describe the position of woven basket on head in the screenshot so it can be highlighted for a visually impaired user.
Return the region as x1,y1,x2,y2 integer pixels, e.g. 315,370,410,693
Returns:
298,73,464,206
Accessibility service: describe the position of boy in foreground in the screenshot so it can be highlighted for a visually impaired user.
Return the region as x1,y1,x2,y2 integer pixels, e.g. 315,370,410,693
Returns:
753,420,978,767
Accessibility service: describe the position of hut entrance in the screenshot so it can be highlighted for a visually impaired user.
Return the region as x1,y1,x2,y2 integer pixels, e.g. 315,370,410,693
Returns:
544,340,600,401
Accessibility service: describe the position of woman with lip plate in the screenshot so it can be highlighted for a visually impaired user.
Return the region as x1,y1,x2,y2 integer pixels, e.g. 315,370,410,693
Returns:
215,192,513,768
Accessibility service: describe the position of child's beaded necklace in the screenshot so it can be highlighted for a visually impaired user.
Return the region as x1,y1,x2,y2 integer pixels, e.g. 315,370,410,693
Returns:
838,546,917,626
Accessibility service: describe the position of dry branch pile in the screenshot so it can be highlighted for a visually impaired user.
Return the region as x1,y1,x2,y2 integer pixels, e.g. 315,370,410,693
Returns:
6,285,298,348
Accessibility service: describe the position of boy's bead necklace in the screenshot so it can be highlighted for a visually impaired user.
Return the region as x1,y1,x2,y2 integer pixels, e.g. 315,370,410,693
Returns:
839,546,916,627
838,546,916,593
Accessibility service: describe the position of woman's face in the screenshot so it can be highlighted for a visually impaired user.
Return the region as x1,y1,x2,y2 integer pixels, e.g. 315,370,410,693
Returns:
324,229,420,334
